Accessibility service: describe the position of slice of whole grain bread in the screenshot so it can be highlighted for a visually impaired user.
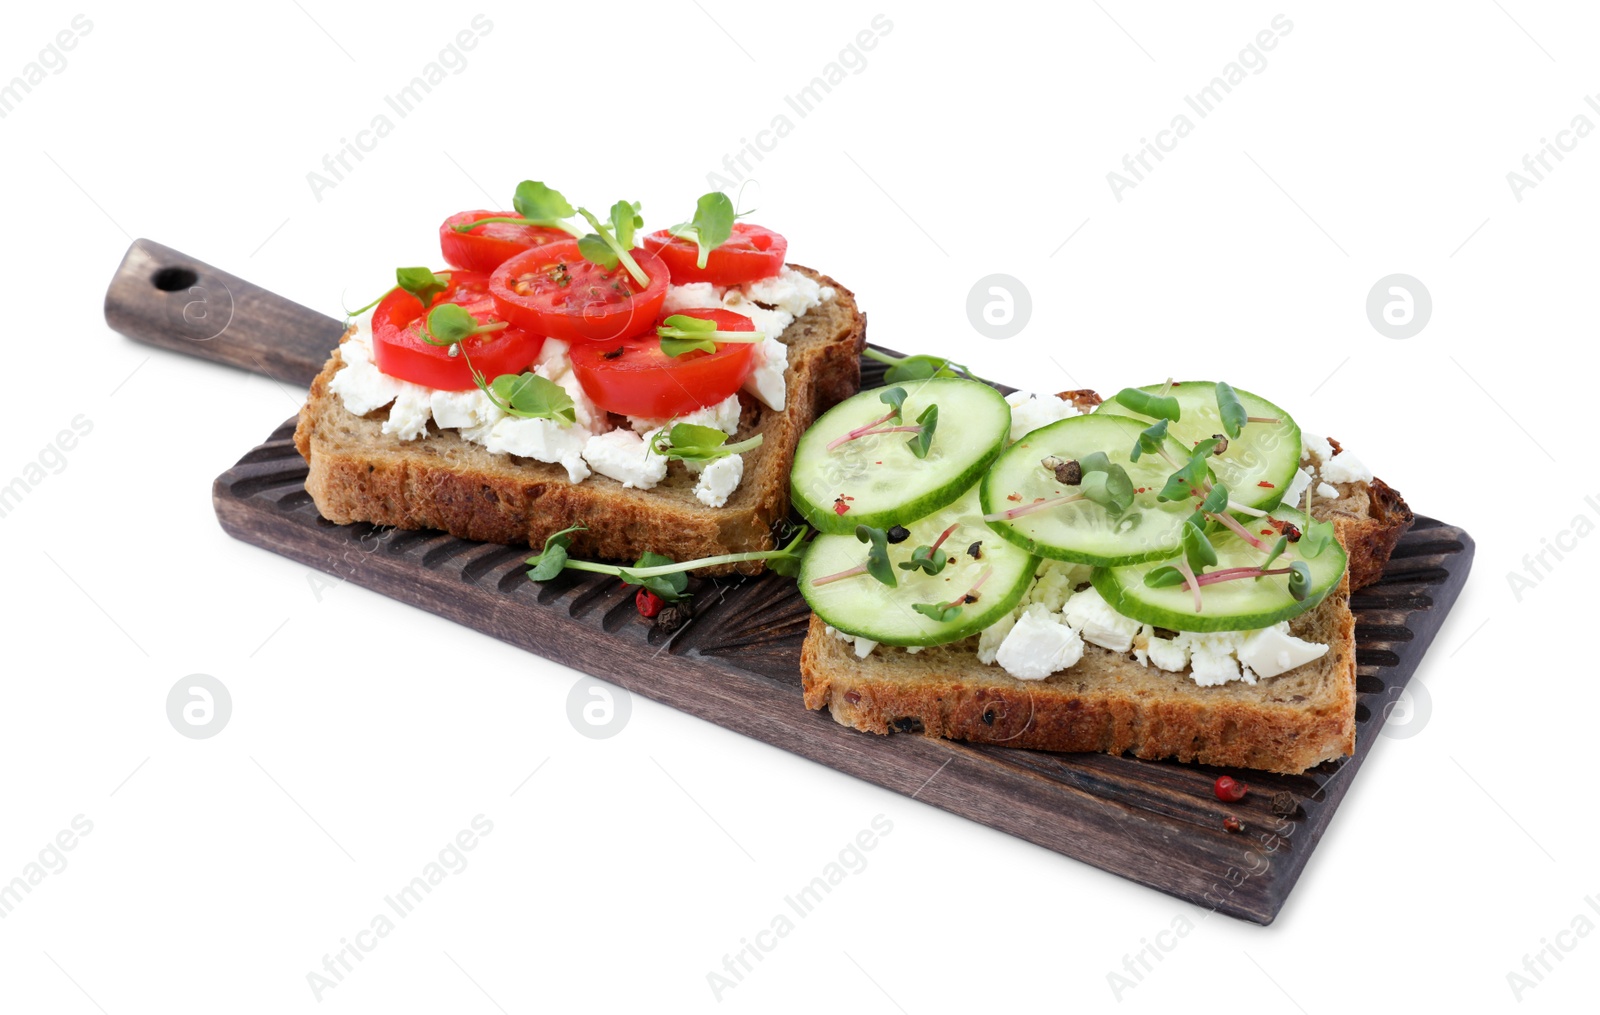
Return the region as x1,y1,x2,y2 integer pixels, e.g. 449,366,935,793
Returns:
800,578,1357,775
293,266,864,574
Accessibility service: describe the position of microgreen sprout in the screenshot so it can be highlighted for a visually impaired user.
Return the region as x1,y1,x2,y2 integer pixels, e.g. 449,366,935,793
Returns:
911,565,994,623
824,387,938,459
810,525,898,588
1156,438,1221,502
420,302,509,347
451,180,587,239
527,525,811,589
475,370,577,425
347,266,452,316
575,200,650,287
656,314,766,357
1299,518,1337,558
665,191,737,270
650,423,764,464
861,348,987,385
899,522,960,575
1255,535,1289,578
1113,386,1181,422
983,453,1133,521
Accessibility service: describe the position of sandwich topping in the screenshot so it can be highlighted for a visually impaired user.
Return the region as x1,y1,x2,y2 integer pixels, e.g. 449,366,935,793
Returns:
326,182,835,507
796,376,1356,688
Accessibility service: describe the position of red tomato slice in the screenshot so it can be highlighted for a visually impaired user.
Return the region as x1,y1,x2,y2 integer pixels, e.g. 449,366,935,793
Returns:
439,210,571,273
568,308,758,418
371,270,545,391
641,223,787,286
490,240,669,344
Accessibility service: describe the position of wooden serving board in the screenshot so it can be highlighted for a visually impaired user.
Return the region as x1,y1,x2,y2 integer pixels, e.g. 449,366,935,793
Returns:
109,241,1474,924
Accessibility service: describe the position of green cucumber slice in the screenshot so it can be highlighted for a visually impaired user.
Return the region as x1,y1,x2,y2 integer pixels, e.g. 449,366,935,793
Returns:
979,413,1202,566
1096,381,1301,511
799,484,1038,647
791,378,1010,534
1091,507,1348,632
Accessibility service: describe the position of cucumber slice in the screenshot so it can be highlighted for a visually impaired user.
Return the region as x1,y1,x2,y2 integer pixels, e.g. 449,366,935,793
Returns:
1091,507,1348,632
979,413,1201,566
799,484,1038,647
1096,381,1301,510
791,378,1010,534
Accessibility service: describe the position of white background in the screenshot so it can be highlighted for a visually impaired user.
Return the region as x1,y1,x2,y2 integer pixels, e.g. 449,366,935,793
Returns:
2,2,1596,1012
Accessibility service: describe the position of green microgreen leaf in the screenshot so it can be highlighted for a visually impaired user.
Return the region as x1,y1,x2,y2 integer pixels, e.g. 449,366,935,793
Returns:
1199,482,1230,516
531,527,810,588
667,192,736,270
651,424,764,464
1181,520,1217,572
1114,386,1181,422
656,314,764,357
576,233,618,270
422,303,481,346
1081,463,1135,515
616,551,692,602
483,372,577,424
906,404,938,459
856,524,898,588
1144,565,1189,588
860,348,987,385
898,543,949,576
1256,535,1289,578
513,180,577,223
396,267,450,309
1080,451,1113,476
1131,419,1170,463
879,386,908,421
1216,381,1247,440
912,601,964,623
575,201,650,287
526,524,587,580
1301,518,1337,559
1287,560,1313,601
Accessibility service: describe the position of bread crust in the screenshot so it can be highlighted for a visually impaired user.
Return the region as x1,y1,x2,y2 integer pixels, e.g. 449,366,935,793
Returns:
800,581,1358,775
293,267,865,574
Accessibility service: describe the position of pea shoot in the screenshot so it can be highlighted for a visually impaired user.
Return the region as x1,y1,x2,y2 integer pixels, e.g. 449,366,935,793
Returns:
451,180,587,239
861,348,987,385
656,314,766,358
575,200,651,288
650,423,764,464
527,524,811,592
665,191,737,270
347,266,452,316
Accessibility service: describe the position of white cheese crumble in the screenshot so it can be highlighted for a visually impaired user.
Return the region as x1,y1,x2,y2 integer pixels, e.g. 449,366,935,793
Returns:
1320,451,1372,486
1062,585,1140,653
581,428,669,489
994,605,1084,680
824,624,878,659
693,454,744,508
1004,391,1081,443
1283,466,1314,509
626,393,743,436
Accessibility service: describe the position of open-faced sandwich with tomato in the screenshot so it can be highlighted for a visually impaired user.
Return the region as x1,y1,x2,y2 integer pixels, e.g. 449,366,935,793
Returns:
293,183,865,572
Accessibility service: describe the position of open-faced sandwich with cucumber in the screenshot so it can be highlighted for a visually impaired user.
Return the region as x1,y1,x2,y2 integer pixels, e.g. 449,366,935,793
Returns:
293,182,865,572
793,375,1412,775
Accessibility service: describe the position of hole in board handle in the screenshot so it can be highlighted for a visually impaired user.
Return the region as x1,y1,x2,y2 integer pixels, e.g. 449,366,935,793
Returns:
152,267,198,291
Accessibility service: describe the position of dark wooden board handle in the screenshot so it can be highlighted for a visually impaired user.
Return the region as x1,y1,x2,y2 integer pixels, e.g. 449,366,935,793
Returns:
103,239,345,388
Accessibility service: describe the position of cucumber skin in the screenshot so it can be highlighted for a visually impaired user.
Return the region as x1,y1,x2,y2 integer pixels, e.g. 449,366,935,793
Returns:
801,556,1038,647
1097,381,1301,512
790,381,1011,534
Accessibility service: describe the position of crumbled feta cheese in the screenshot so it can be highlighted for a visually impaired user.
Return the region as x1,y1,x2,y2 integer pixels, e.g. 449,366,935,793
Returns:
1063,586,1141,653
1301,432,1334,466
1237,622,1329,678
824,624,878,659
486,417,590,483
1005,391,1080,442
743,336,789,411
742,268,825,319
1320,451,1372,485
381,388,434,441
533,337,573,377
662,282,723,314
582,428,668,489
1284,467,1313,508
1023,560,1092,613
995,605,1084,680
1315,481,1340,501
627,393,743,436
328,335,409,415
693,454,744,508
430,388,500,430
1146,632,1190,672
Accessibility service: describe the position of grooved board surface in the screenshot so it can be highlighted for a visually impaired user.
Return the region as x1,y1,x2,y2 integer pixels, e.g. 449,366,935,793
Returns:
214,405,1472,926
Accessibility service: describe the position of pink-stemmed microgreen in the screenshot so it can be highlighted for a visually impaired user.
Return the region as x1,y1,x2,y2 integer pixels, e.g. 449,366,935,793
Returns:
527,524,810,593
825,387,939,460
810,524,898,588
657,314,766,357
982,451,1134,522
898,522,961,576
450,180,586,240
911,565,995,623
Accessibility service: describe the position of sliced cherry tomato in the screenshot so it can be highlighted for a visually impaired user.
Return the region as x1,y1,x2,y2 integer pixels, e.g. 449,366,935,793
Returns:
641,223,787,286
439,210,572,273
490,240,669,344
371,270,544,390
568,308,758,418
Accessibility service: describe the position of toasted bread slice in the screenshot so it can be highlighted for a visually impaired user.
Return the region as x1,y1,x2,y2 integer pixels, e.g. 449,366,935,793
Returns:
293,266,865,574
800,578,1357,775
